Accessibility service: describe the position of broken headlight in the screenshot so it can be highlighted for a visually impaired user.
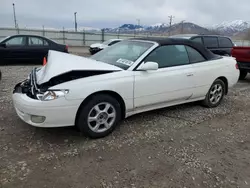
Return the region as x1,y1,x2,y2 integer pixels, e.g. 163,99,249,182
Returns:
37,90,69,101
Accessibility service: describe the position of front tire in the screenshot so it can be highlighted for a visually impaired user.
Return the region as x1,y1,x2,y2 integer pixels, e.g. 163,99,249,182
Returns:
202,79,225,108
76,94,122,139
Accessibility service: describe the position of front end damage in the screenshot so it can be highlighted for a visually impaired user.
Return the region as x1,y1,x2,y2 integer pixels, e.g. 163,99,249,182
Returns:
13,68,42,100
13,67,116,101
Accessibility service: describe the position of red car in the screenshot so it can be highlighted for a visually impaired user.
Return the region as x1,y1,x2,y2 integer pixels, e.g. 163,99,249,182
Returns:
231,46,250,80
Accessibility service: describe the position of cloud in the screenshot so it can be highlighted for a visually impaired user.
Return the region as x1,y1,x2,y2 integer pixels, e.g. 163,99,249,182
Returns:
1,0,250,28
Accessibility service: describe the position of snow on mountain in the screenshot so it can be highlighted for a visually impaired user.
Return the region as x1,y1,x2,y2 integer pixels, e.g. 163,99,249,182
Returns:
213,20,250,35
149,23,168,28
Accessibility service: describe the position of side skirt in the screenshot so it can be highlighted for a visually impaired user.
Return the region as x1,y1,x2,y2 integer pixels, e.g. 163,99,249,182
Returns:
125,97,205,118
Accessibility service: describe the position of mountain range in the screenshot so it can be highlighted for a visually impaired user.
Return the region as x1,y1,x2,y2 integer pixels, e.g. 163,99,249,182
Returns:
35,20,250,39
100,20,250,38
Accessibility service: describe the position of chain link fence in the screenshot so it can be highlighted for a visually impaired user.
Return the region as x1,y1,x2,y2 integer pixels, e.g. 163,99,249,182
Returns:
0,27,162,46
1,27,250,47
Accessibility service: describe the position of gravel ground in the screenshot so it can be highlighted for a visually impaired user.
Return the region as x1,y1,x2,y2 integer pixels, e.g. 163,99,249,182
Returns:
1,66,250,188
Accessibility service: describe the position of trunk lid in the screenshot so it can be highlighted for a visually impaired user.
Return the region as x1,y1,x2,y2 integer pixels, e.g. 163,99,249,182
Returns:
36,50,122,85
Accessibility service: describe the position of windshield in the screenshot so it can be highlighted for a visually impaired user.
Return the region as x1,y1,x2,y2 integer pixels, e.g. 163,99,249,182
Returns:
90,40,154,70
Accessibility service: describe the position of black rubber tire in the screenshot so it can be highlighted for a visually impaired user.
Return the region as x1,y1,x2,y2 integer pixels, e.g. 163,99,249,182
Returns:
239,71,247,80
76,94,122,139
202,79,226,108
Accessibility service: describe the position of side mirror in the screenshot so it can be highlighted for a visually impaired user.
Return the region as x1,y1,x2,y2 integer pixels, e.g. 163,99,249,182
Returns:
0,43,6,48
137,61,159,71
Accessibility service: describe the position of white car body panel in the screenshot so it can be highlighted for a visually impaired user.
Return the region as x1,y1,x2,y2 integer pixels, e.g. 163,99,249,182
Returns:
90,43,103,48
12,42,239,128
50,71,135,113
191,57,239,99
12,93,82,127
90,39,123,49
134,64,196,108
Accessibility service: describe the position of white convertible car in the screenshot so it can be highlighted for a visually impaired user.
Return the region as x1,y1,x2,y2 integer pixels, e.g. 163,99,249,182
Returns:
13,38,239,138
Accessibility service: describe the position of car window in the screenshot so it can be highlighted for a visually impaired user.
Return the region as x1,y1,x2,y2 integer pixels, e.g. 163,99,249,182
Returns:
90,40,154,70
144,45,189,68
203,37,218,48
185,46,206,63
29,37,49,46
108,40,120,46
218,37,233,48
191,37,203,44
5,36,26,46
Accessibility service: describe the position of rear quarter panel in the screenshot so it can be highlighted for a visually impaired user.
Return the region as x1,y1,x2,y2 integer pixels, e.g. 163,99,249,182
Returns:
192,57,239,98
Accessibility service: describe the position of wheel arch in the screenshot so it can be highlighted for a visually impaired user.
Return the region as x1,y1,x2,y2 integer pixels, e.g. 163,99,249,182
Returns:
216,76,228,95
75,90,126,125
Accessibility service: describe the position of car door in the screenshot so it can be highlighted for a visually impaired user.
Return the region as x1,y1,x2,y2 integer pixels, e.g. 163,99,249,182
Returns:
184,45,211,98
27,36,50,64
133,45,196,108
3,36,28,64
0,41,9,65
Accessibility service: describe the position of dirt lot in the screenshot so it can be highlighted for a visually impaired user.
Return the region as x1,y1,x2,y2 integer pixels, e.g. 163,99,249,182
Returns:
1,66,250,188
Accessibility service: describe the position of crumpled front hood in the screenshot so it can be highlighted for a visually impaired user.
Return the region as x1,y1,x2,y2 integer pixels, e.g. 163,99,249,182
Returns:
36,50,122,85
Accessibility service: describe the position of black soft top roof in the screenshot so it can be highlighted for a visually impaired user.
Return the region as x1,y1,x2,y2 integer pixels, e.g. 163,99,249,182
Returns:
130,37,219,60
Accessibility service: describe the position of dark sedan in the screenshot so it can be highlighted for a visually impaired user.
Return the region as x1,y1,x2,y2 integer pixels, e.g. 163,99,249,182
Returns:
0,34,68,65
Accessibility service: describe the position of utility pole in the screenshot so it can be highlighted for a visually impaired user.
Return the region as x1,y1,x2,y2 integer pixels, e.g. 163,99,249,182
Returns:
42,25,45,36
74,12,77,32
136,19,140,34
181,20,185,34
12,3,17,28
168,15,174,36
136,19,140,26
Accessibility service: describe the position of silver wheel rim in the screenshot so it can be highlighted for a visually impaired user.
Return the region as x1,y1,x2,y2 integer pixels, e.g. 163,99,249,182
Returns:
87,102,116,133
209,84,223,104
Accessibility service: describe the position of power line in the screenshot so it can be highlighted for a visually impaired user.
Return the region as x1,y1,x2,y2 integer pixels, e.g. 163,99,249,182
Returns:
168,15,174,36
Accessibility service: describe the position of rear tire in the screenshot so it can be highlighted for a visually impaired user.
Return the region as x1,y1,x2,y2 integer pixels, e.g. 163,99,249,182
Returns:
76,94,122,139
239,71,247,80
202,79,225,108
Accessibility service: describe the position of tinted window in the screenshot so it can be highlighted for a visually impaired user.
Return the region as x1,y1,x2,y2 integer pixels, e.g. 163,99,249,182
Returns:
144,45,189,68
29,37,48,46
191,37,203,44
186,46,206,63
5,36,26,46
219,37,233,48
203,37,218,48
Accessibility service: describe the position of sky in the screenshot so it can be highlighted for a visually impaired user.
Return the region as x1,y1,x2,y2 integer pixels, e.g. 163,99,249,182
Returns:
1,0,250,29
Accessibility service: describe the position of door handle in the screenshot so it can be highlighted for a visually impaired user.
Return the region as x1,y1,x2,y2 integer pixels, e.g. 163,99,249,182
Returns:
186,73,194,77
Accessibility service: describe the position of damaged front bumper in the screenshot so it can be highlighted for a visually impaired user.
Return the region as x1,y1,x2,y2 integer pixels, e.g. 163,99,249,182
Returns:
12,68,81,127
13,68,43,100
